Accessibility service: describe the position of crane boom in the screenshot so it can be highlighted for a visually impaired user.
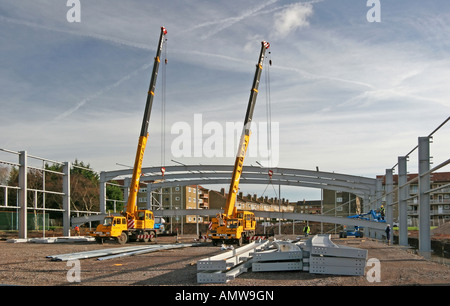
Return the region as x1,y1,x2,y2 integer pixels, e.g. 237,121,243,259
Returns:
223,41,270,219
126,26,167,216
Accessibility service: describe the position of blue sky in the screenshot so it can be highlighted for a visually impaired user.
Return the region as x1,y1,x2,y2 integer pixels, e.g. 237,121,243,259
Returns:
1,0,450,201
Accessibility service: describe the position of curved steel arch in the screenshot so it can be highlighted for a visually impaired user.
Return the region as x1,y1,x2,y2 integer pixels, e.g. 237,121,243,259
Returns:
101,164,376,198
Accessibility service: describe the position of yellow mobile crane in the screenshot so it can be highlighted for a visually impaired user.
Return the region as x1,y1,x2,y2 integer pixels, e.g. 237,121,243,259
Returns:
210,41,270,246
91,27,168,244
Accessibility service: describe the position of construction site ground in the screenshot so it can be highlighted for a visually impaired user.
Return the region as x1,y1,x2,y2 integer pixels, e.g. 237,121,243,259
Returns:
1,233,449,286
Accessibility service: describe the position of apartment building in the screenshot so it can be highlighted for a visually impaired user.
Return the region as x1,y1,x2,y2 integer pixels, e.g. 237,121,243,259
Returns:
322,190,361,218
377,171,450,226
208,188,295,217
138,185,209,224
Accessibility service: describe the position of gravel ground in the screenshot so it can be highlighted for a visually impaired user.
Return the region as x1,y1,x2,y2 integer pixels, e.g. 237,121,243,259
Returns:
1,235,449,286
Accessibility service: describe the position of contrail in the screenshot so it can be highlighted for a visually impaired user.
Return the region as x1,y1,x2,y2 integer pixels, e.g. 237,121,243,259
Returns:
185,0,280,40
53,62,152,122
0,15,152,52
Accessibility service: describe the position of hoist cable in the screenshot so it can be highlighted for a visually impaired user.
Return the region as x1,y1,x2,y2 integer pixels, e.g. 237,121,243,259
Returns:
264,51,272,169
161,36,168,168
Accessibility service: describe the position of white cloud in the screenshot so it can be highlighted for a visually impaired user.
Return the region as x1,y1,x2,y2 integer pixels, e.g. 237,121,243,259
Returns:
273,2,313,37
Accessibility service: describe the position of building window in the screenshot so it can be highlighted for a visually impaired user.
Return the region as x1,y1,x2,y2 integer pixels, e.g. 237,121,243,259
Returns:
175,187,180,191
175,197,180,201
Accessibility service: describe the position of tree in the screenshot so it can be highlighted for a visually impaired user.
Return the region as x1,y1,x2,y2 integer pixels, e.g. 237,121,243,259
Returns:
106,181,124,212
70,160,99,212
2,159,123,214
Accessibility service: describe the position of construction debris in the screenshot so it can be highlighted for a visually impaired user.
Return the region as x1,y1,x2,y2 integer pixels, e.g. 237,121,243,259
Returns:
196,234,368,284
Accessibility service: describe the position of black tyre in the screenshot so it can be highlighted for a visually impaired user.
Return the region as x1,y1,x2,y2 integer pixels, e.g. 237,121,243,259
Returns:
117,232,127,245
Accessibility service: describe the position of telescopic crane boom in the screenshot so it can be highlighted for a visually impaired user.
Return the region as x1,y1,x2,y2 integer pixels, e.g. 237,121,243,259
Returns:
90,27,167,244
223,40,270,219
126,26,167,218
210,41,270,246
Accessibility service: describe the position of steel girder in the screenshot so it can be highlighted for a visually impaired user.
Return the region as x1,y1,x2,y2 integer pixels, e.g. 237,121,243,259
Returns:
101,165,376,197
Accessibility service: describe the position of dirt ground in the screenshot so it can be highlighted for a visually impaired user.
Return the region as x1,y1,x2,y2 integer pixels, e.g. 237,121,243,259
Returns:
0,234,449,287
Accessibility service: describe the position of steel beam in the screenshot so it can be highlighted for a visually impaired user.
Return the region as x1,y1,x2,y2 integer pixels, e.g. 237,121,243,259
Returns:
102,165,375,196
252,261,302,272
398,156,408,246
63,162,71,237
385,168,393,227
306,234,368,259
197,240,269,271
73,209,388,231
418,137,431,257
197,261,252,284
309,256,366,267
18,151,27,239
309,265,365,276
252,250,302,262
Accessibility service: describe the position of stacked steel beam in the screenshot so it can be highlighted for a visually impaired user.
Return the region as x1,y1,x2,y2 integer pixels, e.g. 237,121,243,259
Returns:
302,234,367,276
197,240,270,283
197,235,368,283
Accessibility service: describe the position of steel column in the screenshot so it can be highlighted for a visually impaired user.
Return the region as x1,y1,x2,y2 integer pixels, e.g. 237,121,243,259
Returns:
398,156,408,246
385,168,393,227
418,137,431,257
18,151,27,239
63,162,71,237
99,171,107,214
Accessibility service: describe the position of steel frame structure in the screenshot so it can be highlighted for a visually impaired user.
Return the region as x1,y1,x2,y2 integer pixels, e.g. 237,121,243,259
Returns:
2,118,447,252
0,148,99,239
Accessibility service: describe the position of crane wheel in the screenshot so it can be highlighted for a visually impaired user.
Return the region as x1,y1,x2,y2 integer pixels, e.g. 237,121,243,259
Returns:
117,232,128,245
149,231,156,242
142,231,150,243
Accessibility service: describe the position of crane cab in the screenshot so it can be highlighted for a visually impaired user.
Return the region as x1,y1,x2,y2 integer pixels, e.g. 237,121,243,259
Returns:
135,209,155,230
90,215,127,243
209,210,256,246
